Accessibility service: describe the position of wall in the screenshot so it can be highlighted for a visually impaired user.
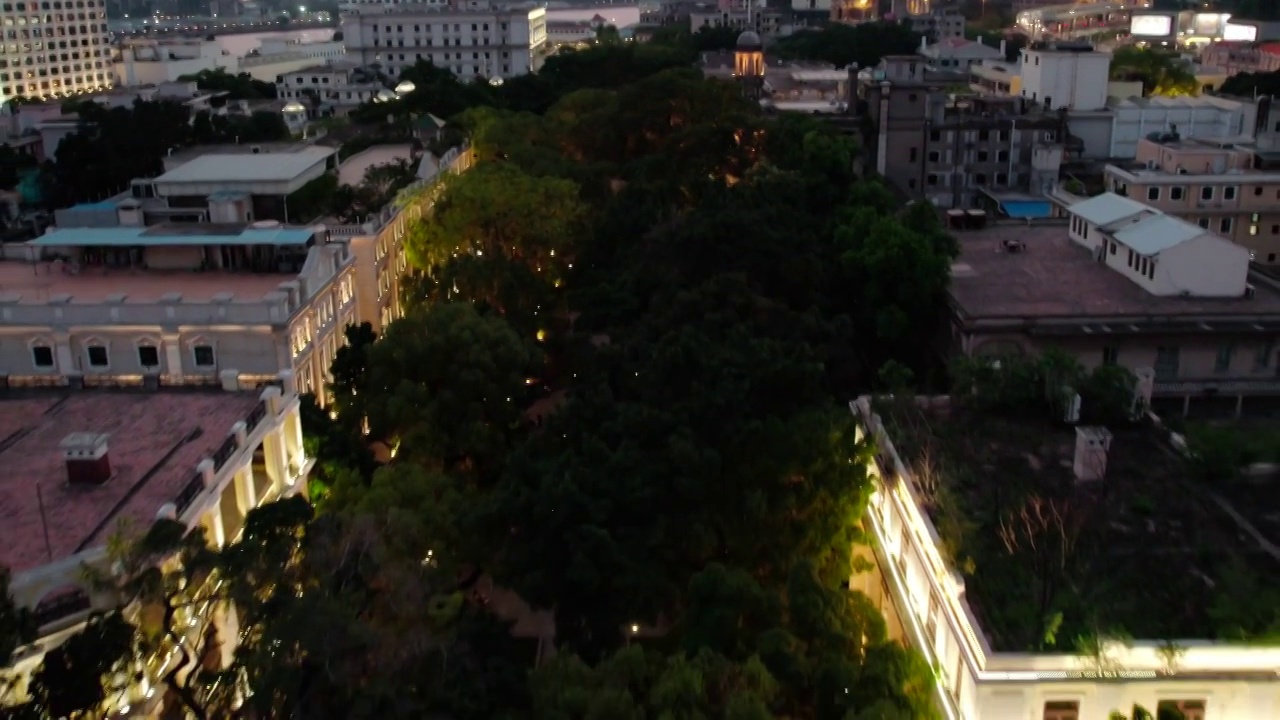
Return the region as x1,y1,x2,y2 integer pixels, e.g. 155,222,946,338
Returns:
1020,50,1110,112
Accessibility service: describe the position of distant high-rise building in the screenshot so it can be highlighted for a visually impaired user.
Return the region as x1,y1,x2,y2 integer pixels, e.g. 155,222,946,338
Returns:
0,0,114,102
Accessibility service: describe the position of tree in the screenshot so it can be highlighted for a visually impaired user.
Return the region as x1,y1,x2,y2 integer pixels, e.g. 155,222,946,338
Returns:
177,68,278,100
24,611,137,719
1109,47,1198,97
361,302,539,477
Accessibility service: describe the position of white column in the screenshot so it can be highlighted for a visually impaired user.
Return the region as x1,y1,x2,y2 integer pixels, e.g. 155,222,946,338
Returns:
234,468,255,515
208,494,226,548
163,333,184,380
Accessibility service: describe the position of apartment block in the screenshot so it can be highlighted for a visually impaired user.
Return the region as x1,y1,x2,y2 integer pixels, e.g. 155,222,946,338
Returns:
3,374,312,715
275,63,384,108
854,57,1067,209
1104,136,1280,264
339,0,548,81
0,0,113,101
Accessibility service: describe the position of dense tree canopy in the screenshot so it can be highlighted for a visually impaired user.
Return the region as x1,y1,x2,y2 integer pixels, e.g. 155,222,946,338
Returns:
773,22,922,70
4,48,960,720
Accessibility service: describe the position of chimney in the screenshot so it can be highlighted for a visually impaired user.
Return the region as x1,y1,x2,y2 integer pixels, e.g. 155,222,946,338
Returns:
1072,426,1113,482
61,433,111,485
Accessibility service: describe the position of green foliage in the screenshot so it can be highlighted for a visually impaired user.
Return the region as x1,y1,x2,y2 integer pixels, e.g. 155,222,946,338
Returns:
1108,47,1199,97
1206,559,1280,641
177,68,278,100
24,611,137,719
951,349,1137,425
0,144,37,192
773,22,922,69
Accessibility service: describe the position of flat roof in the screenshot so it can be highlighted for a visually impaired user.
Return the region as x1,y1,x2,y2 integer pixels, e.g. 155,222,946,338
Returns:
874,398,1280,650
949,222,1280,321
30,224,317,248
0,389,263,573
0,260,292,305
155,146,335,184
1111,213,1204,254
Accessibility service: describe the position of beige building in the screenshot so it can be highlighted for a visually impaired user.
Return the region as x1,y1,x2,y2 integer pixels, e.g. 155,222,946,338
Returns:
950,193,1280,418
1105,136,1280,264
0,143,472,405
3,373,312,715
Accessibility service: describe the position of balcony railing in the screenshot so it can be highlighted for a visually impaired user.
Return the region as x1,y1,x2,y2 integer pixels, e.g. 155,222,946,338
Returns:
174,471,206,516
172,397,273,515
210,435,239,472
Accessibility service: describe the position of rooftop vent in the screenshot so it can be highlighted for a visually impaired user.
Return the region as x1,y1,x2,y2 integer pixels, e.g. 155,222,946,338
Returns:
61,432,111,485
1073,426,1112,483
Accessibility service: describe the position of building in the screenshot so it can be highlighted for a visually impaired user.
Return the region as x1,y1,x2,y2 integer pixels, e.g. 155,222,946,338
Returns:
1016,2,1137,42
275,63,384,110
3,374,312,715
904,8,964,42
0,0,114,102
919,36,1004,71
339,0,548,81
1104,135,1280,264
1201,41,1280,76
854,57,1068,209
851,392,1280,720
112,36,347,87
1020,42,1112,113
949,193,1280,417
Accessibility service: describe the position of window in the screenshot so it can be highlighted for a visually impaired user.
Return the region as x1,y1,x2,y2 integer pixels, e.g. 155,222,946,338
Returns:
909,147,918,162
1214,344,1235,374
1155,346,1180,380
193,344,216,368
1201,186,1215,201
1221,218,1233,234
927,173,939,186
929,130,941,141
1255,340,1274,372
1102,346,1118,366
907,178,917,189
1147,186,1160,201
1043,700,1079,720
1156,700,1205,720
977,150,988,162
997,150,1009,162
1271,253,1278,262
1251,224,1259,236
996,172,1008,186
86,344,108,368
1224,186,1237,200
138,344,159,368
928,150,940,162
1256,186,1264,196
1109,241,1117,255
1198,218,1210,229
31,344,54,368
908,93,918,102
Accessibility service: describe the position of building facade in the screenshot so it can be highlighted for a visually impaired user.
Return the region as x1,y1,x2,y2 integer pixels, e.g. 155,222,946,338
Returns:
3,373,312,716
1,0,113,102
855,57,1067,209
275,63,383,108
1105,136,1280,264
950,194,1280,418
339,0,548,81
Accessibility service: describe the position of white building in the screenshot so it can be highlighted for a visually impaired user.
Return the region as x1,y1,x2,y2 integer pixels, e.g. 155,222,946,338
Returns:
0,0,114,102
1020,43,1113,112
339,0,548,81
1065,192,1250,297
1108,95,1257,159
3,374,313,716
852,394,1280,720
113,36,349,87
275,63,383,108
919,36,1004,71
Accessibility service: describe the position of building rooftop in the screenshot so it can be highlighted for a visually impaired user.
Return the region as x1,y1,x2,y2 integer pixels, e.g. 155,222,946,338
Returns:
0,260,293,305
1111,213,1204,255
871,395,1280,651
155,146,335,185
29,223,318,248
949,222,1280,322
1068,192,1150,227
0,389,264,574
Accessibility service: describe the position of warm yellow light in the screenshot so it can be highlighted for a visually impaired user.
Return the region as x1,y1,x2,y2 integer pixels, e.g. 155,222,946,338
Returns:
630,624,640,634
536,329,546,341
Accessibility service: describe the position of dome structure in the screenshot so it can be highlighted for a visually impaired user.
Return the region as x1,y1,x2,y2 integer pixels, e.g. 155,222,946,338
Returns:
736,30,762,51
282,101,306,113
395,80,416,95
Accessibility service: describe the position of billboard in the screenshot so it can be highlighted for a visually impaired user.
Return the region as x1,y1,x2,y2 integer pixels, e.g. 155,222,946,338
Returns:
1191,12,1231,37
1223,22,1258,41
1130,14,1174,37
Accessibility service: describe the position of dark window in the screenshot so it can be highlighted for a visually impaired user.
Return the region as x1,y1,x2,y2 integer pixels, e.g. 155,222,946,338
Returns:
929,130,941,141
32,345,54,368
1102,346,1118,366
86,345,108,367
138,345,159,368
193,345,215,368
909,147,918,162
